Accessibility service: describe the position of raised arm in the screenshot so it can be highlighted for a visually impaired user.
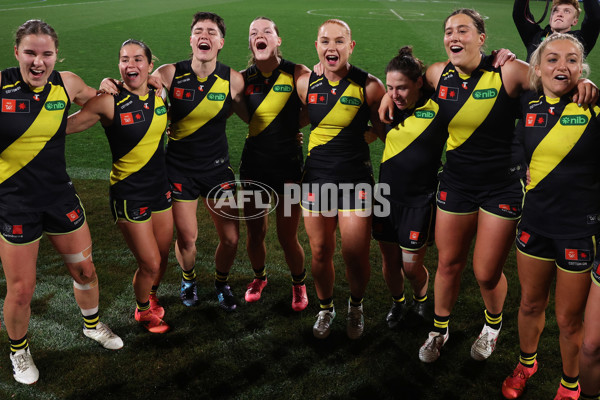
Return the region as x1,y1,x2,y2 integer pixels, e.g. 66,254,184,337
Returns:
66,93,114,134
581,0,600,55
513,0,543,48
60,71,98,106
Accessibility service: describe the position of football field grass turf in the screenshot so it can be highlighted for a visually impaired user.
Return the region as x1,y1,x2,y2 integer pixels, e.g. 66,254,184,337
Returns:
0,0,598,399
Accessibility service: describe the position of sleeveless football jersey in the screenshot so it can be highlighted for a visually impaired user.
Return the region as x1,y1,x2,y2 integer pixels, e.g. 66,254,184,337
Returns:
518,91,600,238
436,54,520,189
379,96,446,206
0,67,74,210
167,60,232,176
104,88,169,200
305,66,371,179
240,59,302,171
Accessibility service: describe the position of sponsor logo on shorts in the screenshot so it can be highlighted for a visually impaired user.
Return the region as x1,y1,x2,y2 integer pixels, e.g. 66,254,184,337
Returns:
172,183,183,193
499,204,510,211
45,100,66,111
565,248,590,261
519,231,530,245
308,93,328,104
12,225,23,235
439,191,447,201
409,231,420,241
139,207,148,215
2,98,30,113
173,87,195,101
472,88,498,100
307,192,315,202
560,115,588,126
66,209,82,223
525,113,547,127
587,214,599,224
358,190,367,200
438,86,458,101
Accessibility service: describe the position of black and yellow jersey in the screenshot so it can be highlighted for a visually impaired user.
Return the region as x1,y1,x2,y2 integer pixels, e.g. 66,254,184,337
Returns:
167,60,232,176
436,54,520,189
240,59,302,172
380,96,446,206
0,67,74,210
304,66,372,180
104,88,169,200
518,91,600,238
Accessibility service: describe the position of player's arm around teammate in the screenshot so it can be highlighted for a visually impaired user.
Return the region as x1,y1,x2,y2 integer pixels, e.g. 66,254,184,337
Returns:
150,12,248,311
297,19,385,340
0,19,123,385
238,17,311,311
375,47,448,329
68,40,172,334
501,34,599,400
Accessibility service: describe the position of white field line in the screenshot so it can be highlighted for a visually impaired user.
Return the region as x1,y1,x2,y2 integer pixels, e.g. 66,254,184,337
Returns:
390,9,404,20
0,0,123,12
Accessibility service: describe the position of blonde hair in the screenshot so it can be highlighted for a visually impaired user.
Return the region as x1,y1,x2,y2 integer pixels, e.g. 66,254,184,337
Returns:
528,33,589,93
552,0,581,19
318,19,352,40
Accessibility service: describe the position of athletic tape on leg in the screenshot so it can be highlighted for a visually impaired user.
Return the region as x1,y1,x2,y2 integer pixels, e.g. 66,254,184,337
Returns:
402,252,419,263
62,245,93,264
73,277,98,291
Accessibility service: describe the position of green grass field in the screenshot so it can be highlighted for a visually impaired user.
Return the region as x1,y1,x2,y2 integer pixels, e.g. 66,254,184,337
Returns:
0,0,598,399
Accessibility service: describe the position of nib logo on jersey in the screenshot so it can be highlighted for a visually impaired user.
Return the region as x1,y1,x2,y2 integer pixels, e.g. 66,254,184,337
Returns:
565,248,591,267
120,111,145,126
2,98,30,113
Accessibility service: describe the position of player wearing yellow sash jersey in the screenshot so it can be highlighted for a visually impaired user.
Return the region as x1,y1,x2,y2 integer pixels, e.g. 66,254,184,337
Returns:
374,47,446,329
0,20,122,385
240,17,310,311
68,40,172,334
376,8,598,366
297,19,385,339
151,12,248,312
502,34,599,400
